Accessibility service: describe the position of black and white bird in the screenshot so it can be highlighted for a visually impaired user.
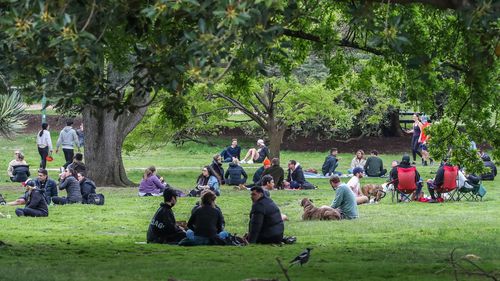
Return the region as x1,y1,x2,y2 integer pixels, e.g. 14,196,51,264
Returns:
289,248,312,267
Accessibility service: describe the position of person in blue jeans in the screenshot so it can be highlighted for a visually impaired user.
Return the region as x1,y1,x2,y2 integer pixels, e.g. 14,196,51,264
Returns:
179,190,227,246
221,139,241,162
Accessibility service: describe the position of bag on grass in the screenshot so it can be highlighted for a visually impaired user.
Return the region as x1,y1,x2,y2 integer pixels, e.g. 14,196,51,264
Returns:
301,182,317,190
87,193,105,205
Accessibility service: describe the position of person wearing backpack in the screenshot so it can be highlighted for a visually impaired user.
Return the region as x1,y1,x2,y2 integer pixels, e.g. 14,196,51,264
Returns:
147,188,186,244
77,172,97,204
15,180,48,217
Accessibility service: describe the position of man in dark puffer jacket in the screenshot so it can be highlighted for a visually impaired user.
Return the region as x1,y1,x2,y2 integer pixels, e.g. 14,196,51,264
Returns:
247,186,284,244
147,188,186,244
77,172,97,204
224,159,248,185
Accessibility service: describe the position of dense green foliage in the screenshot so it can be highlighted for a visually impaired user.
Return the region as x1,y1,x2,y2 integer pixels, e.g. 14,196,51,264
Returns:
0,134,499,281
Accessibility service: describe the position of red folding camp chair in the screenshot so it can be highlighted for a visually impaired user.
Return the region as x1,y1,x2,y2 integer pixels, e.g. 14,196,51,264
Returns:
392,167,417,203
435,165,458,201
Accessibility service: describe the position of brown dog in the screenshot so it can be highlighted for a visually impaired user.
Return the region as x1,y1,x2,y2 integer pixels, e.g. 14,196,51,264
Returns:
361,184,386,202
300,198,341,220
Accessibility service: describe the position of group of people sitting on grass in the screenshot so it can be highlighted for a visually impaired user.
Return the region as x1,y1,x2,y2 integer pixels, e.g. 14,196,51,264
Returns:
4,152,99,217
321,148,387,177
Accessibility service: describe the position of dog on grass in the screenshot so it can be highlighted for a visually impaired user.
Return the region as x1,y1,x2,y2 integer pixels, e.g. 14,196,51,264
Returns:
300,198,341,220
361,184,386,202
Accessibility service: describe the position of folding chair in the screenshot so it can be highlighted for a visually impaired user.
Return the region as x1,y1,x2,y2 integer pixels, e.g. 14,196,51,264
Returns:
392,167,417,203
435,165,458,201
457,182,484,201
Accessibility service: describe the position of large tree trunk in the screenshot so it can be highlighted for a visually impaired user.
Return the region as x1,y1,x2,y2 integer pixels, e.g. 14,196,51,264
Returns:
83,105,147,186
381,108,404,137
267,127,286,159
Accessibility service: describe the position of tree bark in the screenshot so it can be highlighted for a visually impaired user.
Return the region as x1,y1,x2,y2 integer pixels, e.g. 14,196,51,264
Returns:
267,127,286,160
381,108,404,137
82,105,147,186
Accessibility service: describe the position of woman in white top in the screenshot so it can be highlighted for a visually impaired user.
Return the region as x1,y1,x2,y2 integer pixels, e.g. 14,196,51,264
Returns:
348,149,366,174
36,123,53,169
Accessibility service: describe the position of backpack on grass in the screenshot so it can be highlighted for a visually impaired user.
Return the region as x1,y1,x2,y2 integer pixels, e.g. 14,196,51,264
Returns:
87,193,105,205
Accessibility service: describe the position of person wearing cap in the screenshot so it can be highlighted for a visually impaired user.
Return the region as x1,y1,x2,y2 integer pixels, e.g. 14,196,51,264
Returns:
224,158,248,186
55,119,80,169
389,155,423,200
347,167,369,205
247,158,272,189
261,158,285,189
221,138,241,162
33,168,58,204
480,153,496,181
364,150,387,177
147,188,186,244
240,139,269,164
330,175,358,219
8,151,30,182
15,180,49,217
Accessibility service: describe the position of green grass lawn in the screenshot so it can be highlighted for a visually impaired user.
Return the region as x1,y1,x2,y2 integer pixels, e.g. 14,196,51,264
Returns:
0,135,498,281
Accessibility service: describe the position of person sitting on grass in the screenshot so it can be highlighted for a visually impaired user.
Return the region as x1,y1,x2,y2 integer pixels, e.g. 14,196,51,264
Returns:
77,172,97,204
138,166,166,197
480,153,497,181
260,175,289,221
224,158,248,186
347,167,369,205
246,158,271,189
348,149,366,174
67,153,87,175
284,160,307,189
210,154,225,185
8,151,30,183
15,180,48,217
261,158,285,189
189,166,221,197
240,139,269,164
52,168,82,205
322,148,341,176
364,150,387,177
33,168,58,204
147,188,186,244
330,175,358,220
179,190,227,246
221,138,241,162
246,186,284,244
389,155,423,201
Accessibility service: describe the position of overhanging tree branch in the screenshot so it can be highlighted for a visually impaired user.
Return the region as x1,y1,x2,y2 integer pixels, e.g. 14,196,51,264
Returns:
213,92,268,128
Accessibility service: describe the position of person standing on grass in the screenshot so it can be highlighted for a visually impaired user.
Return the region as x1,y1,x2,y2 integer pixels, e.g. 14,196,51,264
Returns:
406,113,423,164
347,167,369,205
364,150,387,177
76,123,84,147
330,175,358,220
36,123,53,169
247,186,284,244
147,188,186,244
15,180,48,217
56,119,80,169
52,168,82,205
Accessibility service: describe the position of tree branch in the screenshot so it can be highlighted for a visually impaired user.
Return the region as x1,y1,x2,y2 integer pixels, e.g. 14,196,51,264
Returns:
213,93,268,128
194,106,237,118
79,0,96,33
282,28,383,55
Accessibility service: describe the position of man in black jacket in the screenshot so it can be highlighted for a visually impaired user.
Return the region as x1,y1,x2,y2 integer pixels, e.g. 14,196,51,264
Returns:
426,159,453,202
285,160,306,189
322,148,340,176
77,172,97,204
33,168,58,204
147,188,186,244
481,154,497,181
389,155,422,200
247,186,284,244
15,181,48,217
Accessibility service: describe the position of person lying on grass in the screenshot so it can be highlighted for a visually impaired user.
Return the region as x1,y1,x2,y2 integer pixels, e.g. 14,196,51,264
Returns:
138,166,166,197
15,180,48,217
52,167,82,205
147,188,186,244
246,186,284,244
179,190,227,246
330,175,358,220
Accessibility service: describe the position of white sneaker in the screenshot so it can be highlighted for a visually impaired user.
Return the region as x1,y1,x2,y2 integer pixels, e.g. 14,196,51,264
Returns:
247,160,254,164
240,160,246,164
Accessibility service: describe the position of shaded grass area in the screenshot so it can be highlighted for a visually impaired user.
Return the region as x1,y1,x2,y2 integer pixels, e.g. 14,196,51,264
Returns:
0,135,498,281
